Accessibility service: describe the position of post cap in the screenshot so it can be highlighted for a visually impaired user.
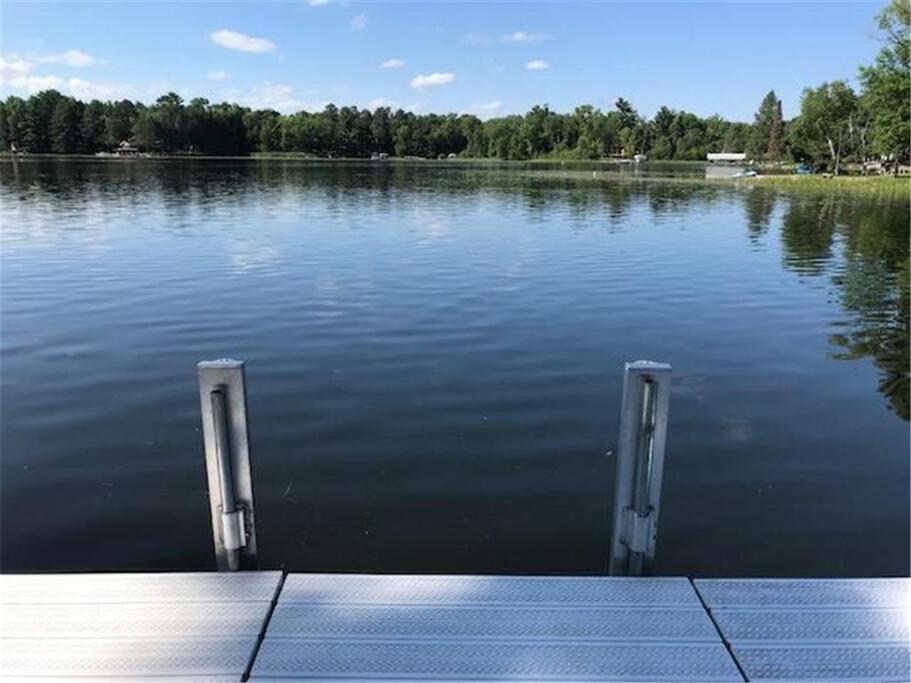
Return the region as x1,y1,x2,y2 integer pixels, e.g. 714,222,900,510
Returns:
197,358,245,370
625,360,671,373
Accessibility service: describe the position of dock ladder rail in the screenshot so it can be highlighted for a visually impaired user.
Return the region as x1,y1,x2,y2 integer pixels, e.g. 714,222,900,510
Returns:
197,359,258,571
196,358,671,575
608,361,672,576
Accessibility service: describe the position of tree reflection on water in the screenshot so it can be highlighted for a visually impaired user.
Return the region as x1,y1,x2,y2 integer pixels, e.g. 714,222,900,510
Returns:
777,191,909,420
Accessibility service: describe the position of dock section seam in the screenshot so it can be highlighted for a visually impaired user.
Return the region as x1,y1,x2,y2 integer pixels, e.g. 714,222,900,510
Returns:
242,571,288,682
689,578,750,682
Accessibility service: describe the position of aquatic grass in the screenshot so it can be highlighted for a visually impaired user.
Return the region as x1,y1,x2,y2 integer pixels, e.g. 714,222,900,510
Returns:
743,175,911,200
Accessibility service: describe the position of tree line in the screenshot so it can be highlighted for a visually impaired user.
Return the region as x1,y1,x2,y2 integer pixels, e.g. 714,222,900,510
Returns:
1,1,907,171
0,92,754,161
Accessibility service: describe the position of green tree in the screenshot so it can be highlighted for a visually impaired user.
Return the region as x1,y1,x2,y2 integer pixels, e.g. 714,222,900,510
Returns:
393,117,413,157
767,98,785,161
105,100,137,147
522,105,552,157
615,98,643,157
80,100,107,152
790,81,858,174
132,108,159,151
0,101,8,151
257,112,282,152
20,90,66,152
649,107,677,159
749,90,783,161
485,116,523,159
370,107,393,154
460,114,484,158
185,97,210,152
353,109,374,156
153,92,186,152
859,0,911,166
703,115,730,153
571,105,603,159
722,122,751,152
2,97,28,151
50,97,83,153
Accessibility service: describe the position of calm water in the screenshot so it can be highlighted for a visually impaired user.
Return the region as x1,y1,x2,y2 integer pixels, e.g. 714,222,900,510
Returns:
1,160,908,576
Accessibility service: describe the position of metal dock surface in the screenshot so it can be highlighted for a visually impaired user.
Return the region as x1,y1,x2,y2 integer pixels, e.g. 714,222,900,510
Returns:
251,574,739,681
0,571,283,681
1,573,908,681
696,578,911,682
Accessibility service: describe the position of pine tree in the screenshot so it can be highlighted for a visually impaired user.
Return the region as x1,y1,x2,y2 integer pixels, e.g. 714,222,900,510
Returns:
767,99,785,161
50,98,82,154
81,100,106,153
749,90,781,161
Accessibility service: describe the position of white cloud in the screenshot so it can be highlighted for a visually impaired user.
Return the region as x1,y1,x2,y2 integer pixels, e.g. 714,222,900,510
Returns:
248,82,297,110
410,72,455,89
3,74,63,93
65,77,129,100
208,69,227,81
364,97,420,112
0,51,109,96
36,50,101,67
238,82,325,113
210,29,276,53
350,13,368,31
2,72,132,100
464,100,502,120
502,31,549,43
0,54,169,101
525,59,550,71
380,58,405,69
308,0,331,5
0,55,31,81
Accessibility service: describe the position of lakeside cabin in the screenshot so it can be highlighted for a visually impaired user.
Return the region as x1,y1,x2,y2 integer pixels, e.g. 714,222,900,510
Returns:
707,152,747,164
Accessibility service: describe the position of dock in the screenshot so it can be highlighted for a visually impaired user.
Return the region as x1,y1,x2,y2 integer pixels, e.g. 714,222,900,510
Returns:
1,572,908,681
3,362,907,680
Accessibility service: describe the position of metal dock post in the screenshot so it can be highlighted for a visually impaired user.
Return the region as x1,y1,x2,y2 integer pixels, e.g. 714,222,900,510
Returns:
609,360,672,576
197,359,258,571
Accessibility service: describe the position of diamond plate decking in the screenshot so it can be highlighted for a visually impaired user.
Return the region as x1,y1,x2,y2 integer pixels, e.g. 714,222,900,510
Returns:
2,573,909,682
0,571,282,681
694,578,911,682
250,574,743,681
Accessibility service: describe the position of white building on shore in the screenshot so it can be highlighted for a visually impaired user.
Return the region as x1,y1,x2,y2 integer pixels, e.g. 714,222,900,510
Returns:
707,152,747,163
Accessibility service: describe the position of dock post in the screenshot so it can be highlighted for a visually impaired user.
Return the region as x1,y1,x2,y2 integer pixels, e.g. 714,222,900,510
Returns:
197,359,258,571
609,361,672,576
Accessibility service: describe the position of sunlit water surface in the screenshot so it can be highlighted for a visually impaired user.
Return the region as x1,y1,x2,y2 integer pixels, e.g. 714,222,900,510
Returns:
2,160,908,576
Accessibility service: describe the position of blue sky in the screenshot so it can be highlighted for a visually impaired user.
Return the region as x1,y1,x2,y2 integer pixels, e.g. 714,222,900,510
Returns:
0,1,885,121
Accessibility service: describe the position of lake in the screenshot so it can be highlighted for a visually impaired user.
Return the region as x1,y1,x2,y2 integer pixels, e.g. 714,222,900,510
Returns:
1,159,908,577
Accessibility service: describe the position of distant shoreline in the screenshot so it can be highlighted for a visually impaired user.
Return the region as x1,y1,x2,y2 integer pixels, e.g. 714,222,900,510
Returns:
2,153,906,198
0,152,650,163
0,153,886,171
0,153,879,171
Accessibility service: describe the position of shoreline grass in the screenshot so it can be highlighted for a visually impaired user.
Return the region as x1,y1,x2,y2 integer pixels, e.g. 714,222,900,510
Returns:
742,174,910,199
